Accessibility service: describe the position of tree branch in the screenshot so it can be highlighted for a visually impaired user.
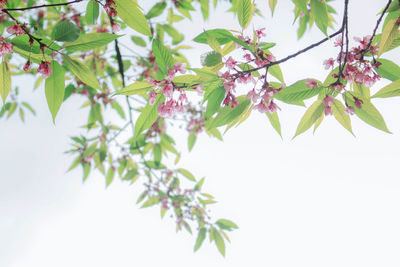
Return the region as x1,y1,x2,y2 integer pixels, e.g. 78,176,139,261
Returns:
365,0,393,51
2,0,84,11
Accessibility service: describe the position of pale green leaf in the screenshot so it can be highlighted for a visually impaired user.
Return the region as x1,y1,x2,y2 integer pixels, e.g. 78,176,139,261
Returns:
45,61,65,123
0,59,11,104
293,99,324,138
64,56,100,89
115,0,151,36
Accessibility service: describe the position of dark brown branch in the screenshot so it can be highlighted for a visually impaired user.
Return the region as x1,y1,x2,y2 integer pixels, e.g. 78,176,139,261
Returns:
3,0,83,11
365,0,393,50
241,28,344,75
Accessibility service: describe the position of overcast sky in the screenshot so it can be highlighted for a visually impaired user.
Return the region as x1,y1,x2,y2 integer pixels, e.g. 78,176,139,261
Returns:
1,1,399,266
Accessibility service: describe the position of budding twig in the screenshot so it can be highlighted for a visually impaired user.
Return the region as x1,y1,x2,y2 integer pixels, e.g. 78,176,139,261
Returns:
2,0,84,11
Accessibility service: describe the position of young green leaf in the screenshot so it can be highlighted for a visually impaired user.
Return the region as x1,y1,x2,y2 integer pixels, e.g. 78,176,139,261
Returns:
131,36,147,47
209,96,251,128
269,0,278,15
106,167,115,187
266,111,282,137
146,2,167,19
194,228,207,252
274,79,321,104
134,95,162,138
115,0,151,36
372,79,400,98
237,0,254,29
85,0,99,25
0,59,11,104
200,0,210,20
293,99,324,138
378,18,399,56
188,133,196,151
152,39,174,75
310,0,329,35
215,219,239,231
64,56,101,90
332,99,353,135
374,58,400,81
45,61,65,123
205,86,225,119
65,33,119,52
177,168,196,182
201,51,222,67
213,230,226,256
115,81,154,95
51,21,80,42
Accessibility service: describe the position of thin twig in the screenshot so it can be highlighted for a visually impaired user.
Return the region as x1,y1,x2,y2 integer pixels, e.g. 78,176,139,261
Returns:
3,0,83,11
365,0,393,51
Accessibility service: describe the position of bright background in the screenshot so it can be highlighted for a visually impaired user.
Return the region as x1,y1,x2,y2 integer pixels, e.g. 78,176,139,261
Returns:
1,1,400,266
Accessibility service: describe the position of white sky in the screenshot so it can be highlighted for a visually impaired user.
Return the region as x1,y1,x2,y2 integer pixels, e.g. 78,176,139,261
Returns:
1,0,400,266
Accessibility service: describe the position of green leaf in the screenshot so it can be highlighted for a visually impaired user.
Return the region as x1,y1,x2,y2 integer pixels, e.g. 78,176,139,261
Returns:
269,0,277,15
372,79,400,98
193,29,235,45
83,142,98,158
153,144,161,166
293,99,324,138
152,39,174,75
345,92,391,133
266,111,282,137
134,95,162,138
269,64,284,83
115,81,153,95
209,96,251,128
45,61,65,123
310,0,329,35
215,219,239,231
177,168,196,182
115,0,151,36
146,2,167,19
194,228,207,252
213,230,226,256
237,0,253,29
200,0,210,20
51,21,80,42
274,79,322,104
0,59,11,104
131,35,147,47
201,51,222,67
205,86,225,119
332,99,353,135
106,167,115,187
378,18,399,56
188,133,196,151
65,33,119,52
64,56,101,90
141,195,160,208
85,0,99,25
374,58,400,81
10,34,61,54
162,24,184,45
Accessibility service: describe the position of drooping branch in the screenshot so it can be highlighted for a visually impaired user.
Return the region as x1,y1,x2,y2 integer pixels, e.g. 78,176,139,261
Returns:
365,0,393,51
2,0,84,11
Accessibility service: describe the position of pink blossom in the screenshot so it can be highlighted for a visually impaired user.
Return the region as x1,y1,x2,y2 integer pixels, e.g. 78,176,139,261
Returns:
172,62,186,74
246,89,259,103
237,73,254,84
162,83,173,98
254,101,268,113
261,91,273,102
23,61,31,72
223,80,235,93
265,54,275,62
305,78,318,89
324,105,333,116
224,56,237,70
345,105,355,115
0,41,13,55
7,24,25,35
178,92,188,103
194,84,204,95
256,28,267,39
255,59,269,67
166,68,175,82
267,101,279,113
323,58,335,70
243,53,252,61
354,97,363,109
149,92,157,105
111,22,120,33
105,7,117,17
334,36,342,47
37,61,52,78
322,95,335,106
218,71,230,79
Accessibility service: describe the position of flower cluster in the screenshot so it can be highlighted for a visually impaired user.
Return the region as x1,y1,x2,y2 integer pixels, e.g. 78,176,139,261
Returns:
248,83,282,113
147,62,189,117
0,37,13,55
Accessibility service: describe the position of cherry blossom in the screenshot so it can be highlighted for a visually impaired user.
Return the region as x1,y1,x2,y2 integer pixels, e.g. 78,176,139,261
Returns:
345,105,355,115
7,24,25,35
323,58,335,69
256,28,267,39
305,79,318,89
149,92,157,105
23,61,31,72
354,97,363,109
111,22,120,33
224,56,237,70
37,61,52,78
0,40,13,55
172,62,186,74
